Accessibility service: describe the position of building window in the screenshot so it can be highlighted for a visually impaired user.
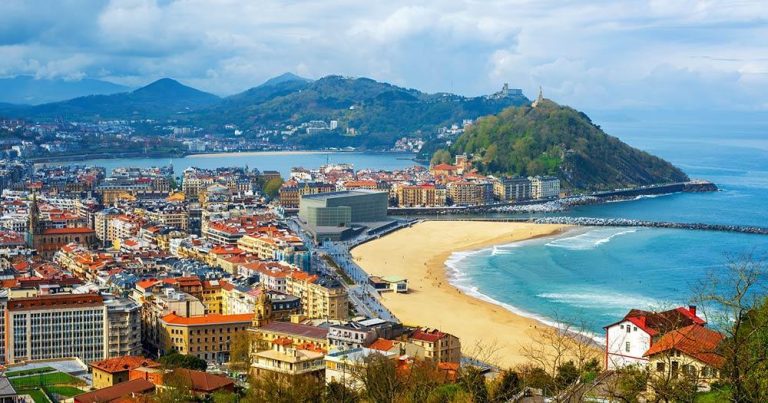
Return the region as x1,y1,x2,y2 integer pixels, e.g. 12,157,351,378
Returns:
625,342,630,352
656,362,665,372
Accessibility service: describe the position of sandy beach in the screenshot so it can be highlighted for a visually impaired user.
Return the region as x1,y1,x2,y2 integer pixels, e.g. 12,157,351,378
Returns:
351,220,572,368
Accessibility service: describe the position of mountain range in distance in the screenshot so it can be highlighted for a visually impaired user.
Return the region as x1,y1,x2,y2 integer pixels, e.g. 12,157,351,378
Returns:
0,73,530,149
0,75,130,105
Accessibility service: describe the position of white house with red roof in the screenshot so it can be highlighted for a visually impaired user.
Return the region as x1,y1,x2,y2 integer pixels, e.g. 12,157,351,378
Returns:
604,305,705,370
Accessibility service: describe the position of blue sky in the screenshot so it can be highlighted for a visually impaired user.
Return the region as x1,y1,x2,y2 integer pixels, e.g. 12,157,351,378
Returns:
1,0,766,111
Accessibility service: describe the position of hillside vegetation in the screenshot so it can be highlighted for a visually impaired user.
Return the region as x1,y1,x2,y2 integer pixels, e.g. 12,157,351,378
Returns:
446,99,689,190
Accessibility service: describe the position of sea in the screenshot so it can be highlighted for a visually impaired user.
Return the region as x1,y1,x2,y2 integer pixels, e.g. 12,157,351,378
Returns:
447,111,768,335
53,112,768,336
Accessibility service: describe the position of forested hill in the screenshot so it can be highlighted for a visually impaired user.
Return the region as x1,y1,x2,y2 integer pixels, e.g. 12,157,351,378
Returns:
442,99,689,190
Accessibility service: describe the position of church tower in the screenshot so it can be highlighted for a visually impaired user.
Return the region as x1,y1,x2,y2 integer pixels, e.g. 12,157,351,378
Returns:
26,192,41,248
252,285,273,327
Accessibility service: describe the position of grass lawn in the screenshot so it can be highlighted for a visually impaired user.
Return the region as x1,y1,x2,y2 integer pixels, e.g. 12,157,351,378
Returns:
696,388,731,402
44,385,86,397
5,367,56,377
10,372,86,388
16,388,50,403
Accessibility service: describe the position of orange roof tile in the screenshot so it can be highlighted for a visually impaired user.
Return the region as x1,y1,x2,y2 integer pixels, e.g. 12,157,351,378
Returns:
90,356,160,374
644,324,725,368
161,313,253,326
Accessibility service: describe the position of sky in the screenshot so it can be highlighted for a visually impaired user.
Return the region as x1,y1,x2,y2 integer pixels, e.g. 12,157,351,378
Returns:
1,0,767,111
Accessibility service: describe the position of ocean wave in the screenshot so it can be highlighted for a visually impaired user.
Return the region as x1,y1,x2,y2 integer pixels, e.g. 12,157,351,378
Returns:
546,228,637,250
444,256,604,343
537,291,657,311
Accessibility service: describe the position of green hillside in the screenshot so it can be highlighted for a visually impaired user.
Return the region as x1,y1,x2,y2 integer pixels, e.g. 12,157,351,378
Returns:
443,99,689,190
204,75,529,148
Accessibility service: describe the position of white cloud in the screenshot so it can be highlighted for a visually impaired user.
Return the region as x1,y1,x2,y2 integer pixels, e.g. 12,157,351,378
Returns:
0,0,765,110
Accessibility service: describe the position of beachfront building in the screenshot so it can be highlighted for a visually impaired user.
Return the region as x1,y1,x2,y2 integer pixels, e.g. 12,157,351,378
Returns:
446,181,493,206
409,328,461,363
529,175,561,199
298,190,389,241
493,176,532,201
644,324,725,392
604,306,705,370
5,294,107,364
396,184,447,207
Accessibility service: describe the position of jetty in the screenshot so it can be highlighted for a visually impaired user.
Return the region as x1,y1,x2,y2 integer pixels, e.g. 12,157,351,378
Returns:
420,216,768,236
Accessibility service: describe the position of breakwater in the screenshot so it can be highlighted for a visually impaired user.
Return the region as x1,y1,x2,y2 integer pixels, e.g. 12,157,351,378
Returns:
532,217,768,235
421,215,768,236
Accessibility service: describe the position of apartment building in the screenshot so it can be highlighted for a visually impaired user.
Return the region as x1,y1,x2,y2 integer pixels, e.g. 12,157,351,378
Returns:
396,184,446,207
159,313,252,363
285,272,348,320
252,338,325,380
410,328,461,363
446,181,492,206
5,294,107,364
104,295,142,358
529,175,561,199
493,176,532,201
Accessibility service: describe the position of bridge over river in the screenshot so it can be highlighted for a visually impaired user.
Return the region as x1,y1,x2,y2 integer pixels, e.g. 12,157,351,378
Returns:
423,216,768,236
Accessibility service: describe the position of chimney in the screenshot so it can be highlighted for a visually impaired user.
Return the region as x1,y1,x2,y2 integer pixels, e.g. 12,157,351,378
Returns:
688,305,697,317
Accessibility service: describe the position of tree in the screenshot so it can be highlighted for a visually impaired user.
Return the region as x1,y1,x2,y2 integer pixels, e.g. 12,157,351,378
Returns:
400,360,444,402
325,381,359,403
158,351,207,371
247,372,324,403
694,254,768,402
262,177,284,199
555,360,580,390
431,149,452,166
490,369,521,402
152,370,195,403
606,366,648,403
229,332,252,372
458,366,488,403
353,354,402,403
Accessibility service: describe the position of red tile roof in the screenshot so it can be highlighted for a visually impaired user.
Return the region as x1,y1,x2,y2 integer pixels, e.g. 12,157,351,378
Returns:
171,368,234,393
74,378,155,403
644,324,725,368
369,338,396,351
411,328,448,343
161,313,253,326
42,227,95,235
7,293,103,311
90,356,160,374
606,307,705,336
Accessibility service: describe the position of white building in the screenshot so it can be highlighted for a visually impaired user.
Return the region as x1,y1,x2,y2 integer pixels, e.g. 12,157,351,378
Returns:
529,176,560,199
324,348,398,389
6,294,108,364
604,306,705,370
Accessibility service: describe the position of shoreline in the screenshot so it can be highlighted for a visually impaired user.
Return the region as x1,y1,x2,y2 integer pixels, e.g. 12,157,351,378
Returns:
351,221,590,368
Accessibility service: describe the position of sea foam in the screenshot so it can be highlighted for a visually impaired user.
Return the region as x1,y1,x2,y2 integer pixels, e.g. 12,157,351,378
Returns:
545,228,638,250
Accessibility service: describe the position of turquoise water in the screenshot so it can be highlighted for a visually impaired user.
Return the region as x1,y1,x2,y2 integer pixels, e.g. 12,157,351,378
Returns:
448,113,768,334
